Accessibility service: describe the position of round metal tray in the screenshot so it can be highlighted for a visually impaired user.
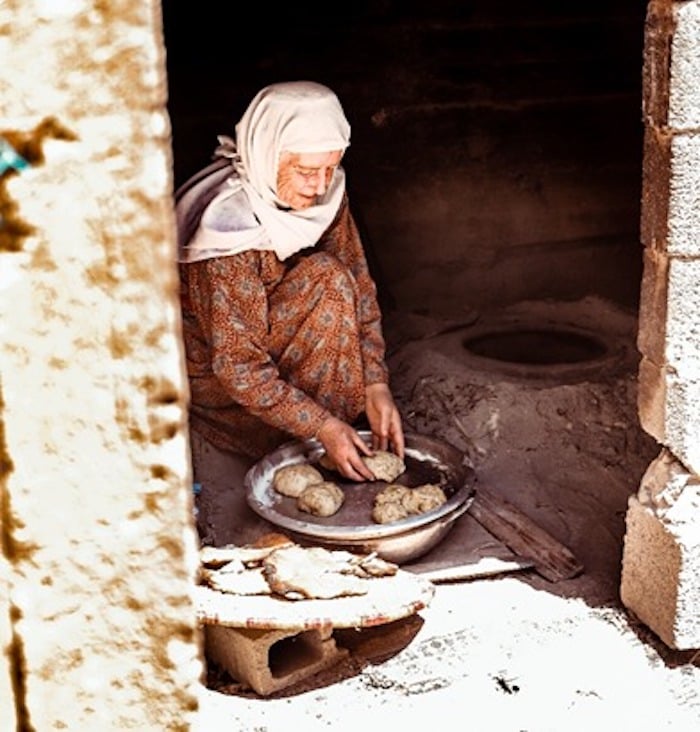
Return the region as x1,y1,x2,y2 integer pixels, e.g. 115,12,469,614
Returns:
245,431,475,563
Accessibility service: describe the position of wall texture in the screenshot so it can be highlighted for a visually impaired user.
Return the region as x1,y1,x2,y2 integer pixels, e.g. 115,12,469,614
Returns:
0,1,202,728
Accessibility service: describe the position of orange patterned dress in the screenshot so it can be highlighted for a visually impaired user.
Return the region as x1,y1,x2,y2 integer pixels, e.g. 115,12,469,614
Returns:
179,196,389,459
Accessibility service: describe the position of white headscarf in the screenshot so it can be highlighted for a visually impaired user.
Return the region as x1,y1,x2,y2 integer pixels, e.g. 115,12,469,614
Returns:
180,81,351,263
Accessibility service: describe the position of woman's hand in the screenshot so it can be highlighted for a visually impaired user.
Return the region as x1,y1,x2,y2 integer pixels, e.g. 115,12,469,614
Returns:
315,416,376,482
364,383,405,458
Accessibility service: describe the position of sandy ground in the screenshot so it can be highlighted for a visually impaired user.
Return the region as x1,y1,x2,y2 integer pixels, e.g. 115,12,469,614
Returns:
194,297,700,731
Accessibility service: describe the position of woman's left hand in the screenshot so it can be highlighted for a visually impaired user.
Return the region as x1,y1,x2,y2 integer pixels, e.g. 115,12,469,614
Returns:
364,383,405,458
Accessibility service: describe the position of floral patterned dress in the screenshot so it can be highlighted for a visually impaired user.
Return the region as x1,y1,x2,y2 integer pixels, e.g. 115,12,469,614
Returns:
179,196,389,459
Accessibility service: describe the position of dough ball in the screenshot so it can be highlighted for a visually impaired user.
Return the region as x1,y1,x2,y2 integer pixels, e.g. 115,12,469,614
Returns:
403,484,447,514
373,483,412,506
362,450,406,482
372,500,409,524
371,482,447,524
297,481,345,517
272,463,324,498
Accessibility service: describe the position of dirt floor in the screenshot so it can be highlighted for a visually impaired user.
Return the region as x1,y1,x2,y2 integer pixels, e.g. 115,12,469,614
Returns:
194,296,700,731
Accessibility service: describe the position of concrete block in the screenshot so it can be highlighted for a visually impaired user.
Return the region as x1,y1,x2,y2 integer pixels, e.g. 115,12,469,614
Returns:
667,133,700,257
204,624,349,696
638,357,700,475
668,1,700,130
640,128,700,257
638,255,700,376
621,453,700,650
643,1,700,131
637,247,668,363
637,356,666,443
666,258,700,374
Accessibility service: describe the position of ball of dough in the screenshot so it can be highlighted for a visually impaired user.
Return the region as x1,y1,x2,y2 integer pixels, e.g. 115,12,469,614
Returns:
371,482,447,524
372,499,409,524
272,463,324,498
403,483,447,514
297,481,345,517
362,450,406,482
373,483,412,506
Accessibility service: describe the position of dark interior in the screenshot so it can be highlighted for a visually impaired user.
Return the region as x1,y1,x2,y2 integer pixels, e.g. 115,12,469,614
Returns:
162,0,646,318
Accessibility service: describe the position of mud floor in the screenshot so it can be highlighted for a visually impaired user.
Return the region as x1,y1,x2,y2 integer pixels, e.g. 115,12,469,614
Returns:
195,296,700,731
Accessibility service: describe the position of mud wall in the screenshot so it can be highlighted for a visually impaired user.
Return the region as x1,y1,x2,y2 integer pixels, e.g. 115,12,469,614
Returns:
164,0,646,314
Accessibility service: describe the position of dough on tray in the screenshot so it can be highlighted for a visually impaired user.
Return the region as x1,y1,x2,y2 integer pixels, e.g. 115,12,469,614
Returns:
272,463,324,498
362,450,406,482
297,481,345,517
372,482,447,524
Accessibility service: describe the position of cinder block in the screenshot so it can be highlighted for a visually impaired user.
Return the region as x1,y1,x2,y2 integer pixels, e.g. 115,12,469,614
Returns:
638,252,700,373
638,357,700,475
204,623,348,696
668,1,700,131
637,248,668,362
666,133,700,257
621,456,700,650
640,128,700,258
643,1,700,131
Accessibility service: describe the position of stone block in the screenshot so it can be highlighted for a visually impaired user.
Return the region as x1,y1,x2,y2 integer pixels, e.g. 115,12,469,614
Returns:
204,623,349,696
641,128,700,257
621,452,700,650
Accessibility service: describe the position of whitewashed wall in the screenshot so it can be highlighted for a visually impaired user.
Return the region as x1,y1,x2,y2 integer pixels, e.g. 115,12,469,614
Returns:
0,1,202,729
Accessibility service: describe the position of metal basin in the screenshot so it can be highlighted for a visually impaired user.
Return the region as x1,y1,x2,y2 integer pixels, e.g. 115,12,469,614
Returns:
245,431,475,564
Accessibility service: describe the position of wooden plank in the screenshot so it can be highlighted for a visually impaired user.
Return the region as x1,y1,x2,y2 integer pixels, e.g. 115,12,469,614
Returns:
468,487,584,582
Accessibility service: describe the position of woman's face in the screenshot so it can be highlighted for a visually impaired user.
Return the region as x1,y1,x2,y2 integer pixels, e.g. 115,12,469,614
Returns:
276,150,343,210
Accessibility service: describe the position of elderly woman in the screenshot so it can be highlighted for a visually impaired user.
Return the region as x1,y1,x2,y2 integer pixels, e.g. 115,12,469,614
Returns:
176,81,404,538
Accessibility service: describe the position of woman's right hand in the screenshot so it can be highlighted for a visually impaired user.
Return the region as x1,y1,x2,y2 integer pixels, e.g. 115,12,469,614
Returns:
315,416,376,482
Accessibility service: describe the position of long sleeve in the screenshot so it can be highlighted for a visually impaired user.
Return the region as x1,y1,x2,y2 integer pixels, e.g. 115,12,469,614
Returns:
319,197,389,387
182,253,331,441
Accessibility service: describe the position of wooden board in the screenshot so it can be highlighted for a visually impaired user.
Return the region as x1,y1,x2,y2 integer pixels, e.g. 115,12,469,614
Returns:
468,487,584,582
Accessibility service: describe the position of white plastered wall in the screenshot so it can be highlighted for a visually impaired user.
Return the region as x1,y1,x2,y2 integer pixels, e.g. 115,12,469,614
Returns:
621,0,700,650
0,1,203,729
